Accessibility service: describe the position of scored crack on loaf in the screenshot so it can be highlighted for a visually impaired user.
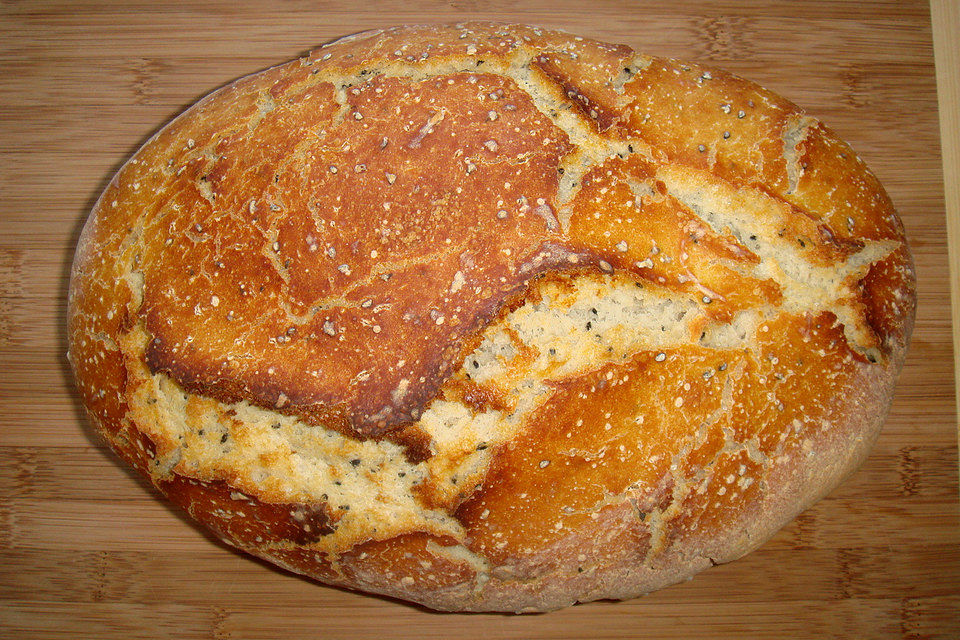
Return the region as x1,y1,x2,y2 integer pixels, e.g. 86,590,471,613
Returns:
67,22,916,612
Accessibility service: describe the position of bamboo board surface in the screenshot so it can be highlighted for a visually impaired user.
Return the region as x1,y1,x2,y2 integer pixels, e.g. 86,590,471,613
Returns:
1,1,958,638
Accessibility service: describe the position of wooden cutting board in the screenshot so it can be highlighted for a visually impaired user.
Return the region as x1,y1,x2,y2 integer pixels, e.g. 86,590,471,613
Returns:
1,1,957,637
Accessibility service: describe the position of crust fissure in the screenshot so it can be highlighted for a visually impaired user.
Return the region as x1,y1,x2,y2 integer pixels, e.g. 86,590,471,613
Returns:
658,165,897,357
120,322,465,555
782,114,815,195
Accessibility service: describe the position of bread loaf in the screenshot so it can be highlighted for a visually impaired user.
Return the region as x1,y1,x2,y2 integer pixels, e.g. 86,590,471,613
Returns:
67,22,916,612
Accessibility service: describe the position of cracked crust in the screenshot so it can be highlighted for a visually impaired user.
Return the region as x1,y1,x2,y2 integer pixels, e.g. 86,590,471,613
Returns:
67,23,915,612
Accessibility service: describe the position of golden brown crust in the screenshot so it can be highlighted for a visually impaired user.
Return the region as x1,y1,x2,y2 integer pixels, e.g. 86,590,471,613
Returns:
68,22,916,612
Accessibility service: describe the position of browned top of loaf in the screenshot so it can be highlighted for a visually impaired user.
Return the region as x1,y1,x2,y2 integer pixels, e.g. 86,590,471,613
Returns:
70,22,913,440
68,22,915,611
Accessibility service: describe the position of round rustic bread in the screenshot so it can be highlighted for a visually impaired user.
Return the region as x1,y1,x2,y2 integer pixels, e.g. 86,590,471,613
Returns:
68,22,916,612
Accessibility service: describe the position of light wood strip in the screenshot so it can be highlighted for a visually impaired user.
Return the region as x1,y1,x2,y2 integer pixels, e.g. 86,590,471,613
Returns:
931,0,960,450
